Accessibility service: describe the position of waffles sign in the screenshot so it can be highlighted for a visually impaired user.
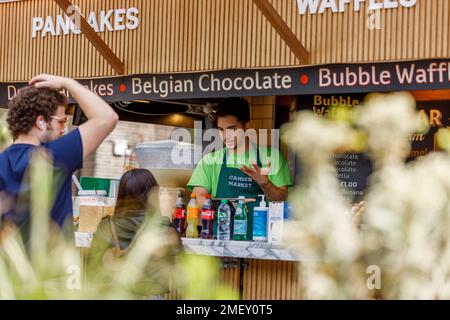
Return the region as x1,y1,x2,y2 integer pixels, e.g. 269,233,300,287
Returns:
296,0,417,14
31,7,139,38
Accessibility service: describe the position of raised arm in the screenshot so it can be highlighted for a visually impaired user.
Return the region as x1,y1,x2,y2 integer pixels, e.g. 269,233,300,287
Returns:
30,74,119,159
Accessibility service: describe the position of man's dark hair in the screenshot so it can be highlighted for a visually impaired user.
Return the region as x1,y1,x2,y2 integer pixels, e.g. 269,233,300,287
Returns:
215,97,250,124
7,86,67,139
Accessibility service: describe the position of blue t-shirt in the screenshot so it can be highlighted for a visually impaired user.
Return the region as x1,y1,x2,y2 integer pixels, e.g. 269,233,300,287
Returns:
0,129,83,228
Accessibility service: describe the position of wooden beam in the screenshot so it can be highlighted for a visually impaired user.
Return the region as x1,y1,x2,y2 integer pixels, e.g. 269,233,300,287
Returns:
54,0,125,75
253,0,309,64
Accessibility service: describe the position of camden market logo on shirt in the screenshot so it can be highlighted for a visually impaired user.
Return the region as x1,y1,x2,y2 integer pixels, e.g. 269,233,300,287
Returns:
228,176,253,189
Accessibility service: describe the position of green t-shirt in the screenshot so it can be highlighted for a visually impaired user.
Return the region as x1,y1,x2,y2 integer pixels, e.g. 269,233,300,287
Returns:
187,146,293,198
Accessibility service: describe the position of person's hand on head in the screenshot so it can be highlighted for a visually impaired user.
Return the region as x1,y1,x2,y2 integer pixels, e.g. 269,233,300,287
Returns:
29,74,70,90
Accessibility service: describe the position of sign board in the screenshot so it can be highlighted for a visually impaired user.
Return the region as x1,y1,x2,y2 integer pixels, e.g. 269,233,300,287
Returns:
31,7,140,38
296,0,417,15
1,59,450,106
297,94,449,202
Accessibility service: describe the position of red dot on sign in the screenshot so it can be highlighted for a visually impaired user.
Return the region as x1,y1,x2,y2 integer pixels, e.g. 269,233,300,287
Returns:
119,84,126,92
300,75,309,85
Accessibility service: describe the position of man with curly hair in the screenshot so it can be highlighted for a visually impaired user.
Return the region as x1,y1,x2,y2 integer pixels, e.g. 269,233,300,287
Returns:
0,74,118,240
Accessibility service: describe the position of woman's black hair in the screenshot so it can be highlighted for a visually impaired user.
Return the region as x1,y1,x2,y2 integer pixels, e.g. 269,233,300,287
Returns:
114,168,159,216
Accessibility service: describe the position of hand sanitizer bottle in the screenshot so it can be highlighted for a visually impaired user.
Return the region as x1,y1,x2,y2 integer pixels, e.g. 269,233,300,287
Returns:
253,194,268,241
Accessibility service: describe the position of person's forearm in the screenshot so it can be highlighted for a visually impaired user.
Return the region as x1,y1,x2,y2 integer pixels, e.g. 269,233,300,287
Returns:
258,181,288,201
64,78,117,120
62,77,118,158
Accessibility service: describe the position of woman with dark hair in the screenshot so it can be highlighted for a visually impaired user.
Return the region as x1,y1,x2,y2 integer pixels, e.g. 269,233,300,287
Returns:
94,168,161,251
88,168,182,298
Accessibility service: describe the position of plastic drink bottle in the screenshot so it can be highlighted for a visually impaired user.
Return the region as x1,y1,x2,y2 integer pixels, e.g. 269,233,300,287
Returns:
253,194,268,241
186,194,199,238
217,199,232,241
172,191,186,237
201,194,214,239
233,196,248,241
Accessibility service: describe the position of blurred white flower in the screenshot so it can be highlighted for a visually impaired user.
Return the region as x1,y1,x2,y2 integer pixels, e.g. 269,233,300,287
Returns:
285,92,450,299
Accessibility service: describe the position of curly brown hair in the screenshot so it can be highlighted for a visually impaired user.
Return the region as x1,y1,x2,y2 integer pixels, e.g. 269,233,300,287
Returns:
7,86,67,139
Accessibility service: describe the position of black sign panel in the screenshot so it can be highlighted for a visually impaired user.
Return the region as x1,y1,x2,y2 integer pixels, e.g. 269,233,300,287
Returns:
1,58,450,106
334,153,373,203
411,101,450,159
296,94,373,203
297,93,449,202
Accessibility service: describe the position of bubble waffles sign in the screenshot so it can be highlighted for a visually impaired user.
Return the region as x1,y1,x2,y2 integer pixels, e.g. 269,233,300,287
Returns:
31,6,139,38
1,59,450,106
296,0,417,14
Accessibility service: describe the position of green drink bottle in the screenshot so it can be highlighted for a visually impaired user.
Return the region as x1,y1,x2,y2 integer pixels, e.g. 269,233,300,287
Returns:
233,196,248,241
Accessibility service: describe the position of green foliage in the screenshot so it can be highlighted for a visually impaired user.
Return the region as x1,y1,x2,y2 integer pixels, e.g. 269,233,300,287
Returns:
0,149,239,300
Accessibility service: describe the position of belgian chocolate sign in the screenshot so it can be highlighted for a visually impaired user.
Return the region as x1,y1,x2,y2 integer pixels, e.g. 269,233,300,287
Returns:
1,59,450,106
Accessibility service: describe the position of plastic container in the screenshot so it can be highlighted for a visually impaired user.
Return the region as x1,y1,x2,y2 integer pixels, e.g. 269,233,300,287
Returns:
233,196,248,241
186,194,199,238
284,202,293,220
73,190,107,218
253,195,268,241
172,190,186,237
108,179,120,199
135,140,202,170
201,195,214,239
135,140,203,188
217,199,232,241
268,201,285,244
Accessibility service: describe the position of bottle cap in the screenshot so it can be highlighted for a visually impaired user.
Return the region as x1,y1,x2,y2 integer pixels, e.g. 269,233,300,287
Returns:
191,194,196,198
221,199,228,204
205,194,211,199
238,196,245,201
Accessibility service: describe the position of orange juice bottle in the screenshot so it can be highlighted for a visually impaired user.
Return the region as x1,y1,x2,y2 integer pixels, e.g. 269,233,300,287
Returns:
186,194,199,238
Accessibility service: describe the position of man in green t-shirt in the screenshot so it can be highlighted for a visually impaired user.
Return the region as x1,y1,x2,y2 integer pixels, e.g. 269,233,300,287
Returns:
187,97,293,239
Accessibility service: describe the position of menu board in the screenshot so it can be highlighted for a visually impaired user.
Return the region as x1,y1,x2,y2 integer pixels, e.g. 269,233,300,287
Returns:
296,94,449,203
334,152,373,203
296,94,370,203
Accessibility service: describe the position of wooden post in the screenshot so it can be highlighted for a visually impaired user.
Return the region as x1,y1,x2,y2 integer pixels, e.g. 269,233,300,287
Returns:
253,0,309,64
53,0,125,75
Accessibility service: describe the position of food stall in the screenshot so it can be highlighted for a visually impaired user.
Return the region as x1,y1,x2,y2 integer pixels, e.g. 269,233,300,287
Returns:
1,0,449,299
